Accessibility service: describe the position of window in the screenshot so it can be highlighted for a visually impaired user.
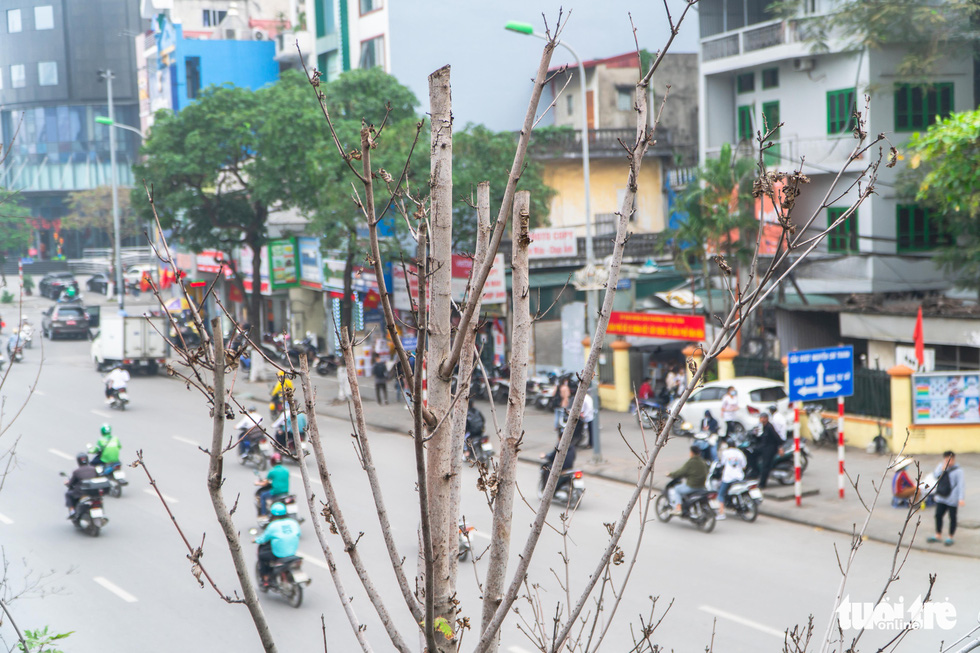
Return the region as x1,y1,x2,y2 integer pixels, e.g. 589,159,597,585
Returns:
566,93,573,115
761,100,780,165
359,35,384,69
897,205,951,252
7,9,22,32
737,105,754,142
202,9,227,27
359,0,382,14
38,61,57,86
761,67,779,89
316,0,336,37
10,64,25,88
827,207,857,252
827,87,856,134
736,72,754,94
616,87,632,112
185,56,201,99
749,386,787,402
894,83,953,132
34,5,53,30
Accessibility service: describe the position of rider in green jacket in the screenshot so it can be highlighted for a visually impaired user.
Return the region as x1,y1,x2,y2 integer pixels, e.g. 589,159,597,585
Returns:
90,424,122,466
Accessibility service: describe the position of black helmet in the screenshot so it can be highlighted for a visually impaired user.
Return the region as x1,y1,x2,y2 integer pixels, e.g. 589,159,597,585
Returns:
76,453,90,467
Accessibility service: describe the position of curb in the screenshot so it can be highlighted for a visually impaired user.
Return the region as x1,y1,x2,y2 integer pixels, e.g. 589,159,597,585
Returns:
237,390,979,560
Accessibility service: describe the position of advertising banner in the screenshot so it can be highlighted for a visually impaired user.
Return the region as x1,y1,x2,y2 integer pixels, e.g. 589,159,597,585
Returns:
912,372,980,425
269,238,298,290
298,238,322,289
606,311,706,340
528,228,578,259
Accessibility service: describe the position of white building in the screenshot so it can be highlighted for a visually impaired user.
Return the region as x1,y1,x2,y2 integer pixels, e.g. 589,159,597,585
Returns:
274,0,390,78
697,0,974,296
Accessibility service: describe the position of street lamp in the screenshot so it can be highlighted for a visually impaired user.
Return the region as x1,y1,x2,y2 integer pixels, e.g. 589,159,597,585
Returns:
97,69,125,312
505,20,601,458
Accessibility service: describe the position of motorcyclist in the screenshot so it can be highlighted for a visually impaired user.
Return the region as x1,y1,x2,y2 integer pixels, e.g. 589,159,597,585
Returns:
254,502,301,587
103,365,130,404
6,331,24,359
768,404,788,443
539,437,578,493
667,445,709,515
65,453,98,518
58,284,80,302
236,406,265,458
464,400,486,460
271,407,307,455
756,412,783,489
89,424,121,467
255,453,290,516
270,372,293,413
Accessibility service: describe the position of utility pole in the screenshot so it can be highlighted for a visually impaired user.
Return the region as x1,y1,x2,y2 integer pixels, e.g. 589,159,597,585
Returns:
100,68,124,312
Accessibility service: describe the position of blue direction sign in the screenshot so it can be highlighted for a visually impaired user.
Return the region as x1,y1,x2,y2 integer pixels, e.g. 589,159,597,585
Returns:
787,346,854,402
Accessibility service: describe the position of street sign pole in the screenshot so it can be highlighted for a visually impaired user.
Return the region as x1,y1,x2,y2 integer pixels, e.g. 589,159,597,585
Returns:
787,345,855,507
794,403,801,507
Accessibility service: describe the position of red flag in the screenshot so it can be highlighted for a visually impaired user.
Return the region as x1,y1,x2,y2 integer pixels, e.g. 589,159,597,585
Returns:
913,306,925,369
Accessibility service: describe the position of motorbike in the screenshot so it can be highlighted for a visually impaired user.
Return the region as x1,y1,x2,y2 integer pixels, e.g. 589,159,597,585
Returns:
6,340,24,363
315,353,340,376
630,398,665,430
458,520,476,562
707,461,762,522
538,464,585,507
740,427,809,486
463,431,494,465
655,477,717,532
253,482,304,526
692,430,720,462
92,460,129,498
239,431,270,471
18,321,33,349
255,554,311,608
107,387,129,411
805,404,838,448
62,473,111,536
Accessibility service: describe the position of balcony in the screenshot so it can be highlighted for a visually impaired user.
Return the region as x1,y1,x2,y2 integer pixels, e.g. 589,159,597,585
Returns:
532,127,672,159
701,19,799,62
274,30,313,64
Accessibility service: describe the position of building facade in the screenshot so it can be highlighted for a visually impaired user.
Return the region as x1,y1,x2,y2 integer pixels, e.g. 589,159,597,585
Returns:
0,0,143,259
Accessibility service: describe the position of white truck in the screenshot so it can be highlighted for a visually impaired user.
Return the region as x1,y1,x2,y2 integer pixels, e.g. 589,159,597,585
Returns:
91,314,169,374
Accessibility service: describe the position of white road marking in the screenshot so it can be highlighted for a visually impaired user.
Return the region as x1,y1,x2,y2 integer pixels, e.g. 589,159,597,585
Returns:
90,409,112,418
34,390,45,396
93,576,138,603
699,605,784,638
507,646,533,653
289,471,322,486
0,512,13,525
172,435,199,446
48,448,75,461
144,488,178,503
298,552,331,570
468,530,491,541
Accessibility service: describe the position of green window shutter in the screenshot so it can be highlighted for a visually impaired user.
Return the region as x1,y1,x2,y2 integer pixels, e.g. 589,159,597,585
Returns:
894,84,955,132
761,101,780,166
827,207,856,252
827,88,855,134
737,105,754,142
315,0,326,37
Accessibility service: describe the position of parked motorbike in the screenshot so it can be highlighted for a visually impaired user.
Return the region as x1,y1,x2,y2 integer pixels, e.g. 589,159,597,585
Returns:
630,398,664,430
93,460,129,498
655,477,717,532
707,461,762,522
740,427,809,485
463,432,494,465
458,520,476,562
61,473,111,536
107,387,129,411
255,554,311,608
538,464,585,507
805,404,838,448
692,430,719,462
314,353,340,376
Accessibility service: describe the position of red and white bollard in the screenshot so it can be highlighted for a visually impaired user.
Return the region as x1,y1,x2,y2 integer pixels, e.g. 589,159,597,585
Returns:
421,360,428,407
794,403,802,507
838,396,846,499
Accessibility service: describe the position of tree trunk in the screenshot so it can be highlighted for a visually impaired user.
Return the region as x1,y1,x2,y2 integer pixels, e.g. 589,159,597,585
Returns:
341,231,356,334
248,232,264,340
424,64,456,652
480,190,531,651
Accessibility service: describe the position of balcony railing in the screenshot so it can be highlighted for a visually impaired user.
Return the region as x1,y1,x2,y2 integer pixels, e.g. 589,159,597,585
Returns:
743,22,785,52
532,127,671,158
702,34,740,62
701,19,798,61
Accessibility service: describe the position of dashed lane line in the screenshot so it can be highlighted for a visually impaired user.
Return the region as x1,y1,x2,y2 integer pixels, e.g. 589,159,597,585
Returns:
297,551,331,570
0,513,13,525
91,409,112,419
93,576,138,603
698,605,785,638
172,435,199,446
144,488,178,503
48,448,75,461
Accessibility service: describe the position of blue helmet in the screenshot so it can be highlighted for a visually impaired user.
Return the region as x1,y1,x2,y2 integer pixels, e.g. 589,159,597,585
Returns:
270,502,287,517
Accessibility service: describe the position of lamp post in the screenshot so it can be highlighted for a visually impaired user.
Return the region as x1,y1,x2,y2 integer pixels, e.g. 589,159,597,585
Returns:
505,21,601,458
97,69,125,312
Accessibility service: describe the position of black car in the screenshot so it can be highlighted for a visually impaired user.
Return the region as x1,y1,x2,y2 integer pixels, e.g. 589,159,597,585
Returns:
41,304,91,339
86,273,111,295
39,272,78,299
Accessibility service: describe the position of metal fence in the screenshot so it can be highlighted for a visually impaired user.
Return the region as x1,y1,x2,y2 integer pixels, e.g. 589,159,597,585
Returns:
833,367,891,419
733,356,785,381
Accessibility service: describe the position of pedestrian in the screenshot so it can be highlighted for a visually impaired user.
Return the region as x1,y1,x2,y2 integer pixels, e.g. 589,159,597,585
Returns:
555,377,571,435
665,367,681,398
717,437,746,520
637,377,653,401
372,353,389,405
580,389,595,449
336,360,352,404
720,386,740,438
756,412,782,489
928,451,965,546
769,404,788,443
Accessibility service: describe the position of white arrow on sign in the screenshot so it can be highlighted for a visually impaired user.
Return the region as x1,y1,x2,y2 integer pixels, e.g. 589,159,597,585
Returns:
797,363,843,397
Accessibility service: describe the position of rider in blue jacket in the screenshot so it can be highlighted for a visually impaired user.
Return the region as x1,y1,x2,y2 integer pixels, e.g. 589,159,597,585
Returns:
254,502,301,586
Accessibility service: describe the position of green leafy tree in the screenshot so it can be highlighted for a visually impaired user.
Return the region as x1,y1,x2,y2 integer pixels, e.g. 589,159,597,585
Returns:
134,84,275,337
773,0,980,84
0,189,31,270
907,109,980,296
660,143,757,318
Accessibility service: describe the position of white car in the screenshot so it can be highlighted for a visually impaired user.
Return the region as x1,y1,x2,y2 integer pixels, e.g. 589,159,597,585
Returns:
669,377,790,437
123,265,157,287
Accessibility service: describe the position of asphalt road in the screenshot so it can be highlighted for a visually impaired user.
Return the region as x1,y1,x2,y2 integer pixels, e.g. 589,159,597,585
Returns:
1,302,978,652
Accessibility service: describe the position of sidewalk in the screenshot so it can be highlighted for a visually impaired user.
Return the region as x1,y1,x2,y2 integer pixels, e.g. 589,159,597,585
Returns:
236,369,980,559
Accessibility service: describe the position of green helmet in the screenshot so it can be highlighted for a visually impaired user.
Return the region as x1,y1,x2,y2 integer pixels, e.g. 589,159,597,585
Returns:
270,502,287,517
100,424,112,436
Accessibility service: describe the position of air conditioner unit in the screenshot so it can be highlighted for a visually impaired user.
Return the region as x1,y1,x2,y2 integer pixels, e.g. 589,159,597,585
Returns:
792,57,815,72
253,28,267,40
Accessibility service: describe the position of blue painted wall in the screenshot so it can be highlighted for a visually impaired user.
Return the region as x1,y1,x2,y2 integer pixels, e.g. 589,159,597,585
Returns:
172,26,279,111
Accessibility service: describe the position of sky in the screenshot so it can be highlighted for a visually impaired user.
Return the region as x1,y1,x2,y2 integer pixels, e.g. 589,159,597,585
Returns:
389,0,701,131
